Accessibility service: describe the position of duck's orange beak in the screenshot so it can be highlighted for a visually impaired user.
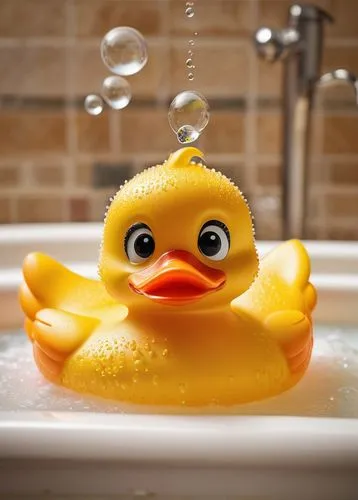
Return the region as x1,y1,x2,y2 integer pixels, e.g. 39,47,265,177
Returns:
128,250,226,305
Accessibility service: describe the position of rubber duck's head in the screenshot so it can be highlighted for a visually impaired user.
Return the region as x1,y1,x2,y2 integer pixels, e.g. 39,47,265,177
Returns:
99,147,258,312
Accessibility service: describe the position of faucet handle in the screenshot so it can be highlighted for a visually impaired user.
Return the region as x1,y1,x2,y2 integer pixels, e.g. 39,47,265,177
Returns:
254,27,299,63
318,69,358,105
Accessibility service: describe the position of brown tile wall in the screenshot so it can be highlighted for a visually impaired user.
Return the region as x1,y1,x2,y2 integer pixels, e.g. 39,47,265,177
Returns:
0,0,357,240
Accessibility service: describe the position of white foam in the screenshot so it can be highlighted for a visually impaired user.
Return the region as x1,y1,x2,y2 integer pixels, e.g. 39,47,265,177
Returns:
0,325,358,416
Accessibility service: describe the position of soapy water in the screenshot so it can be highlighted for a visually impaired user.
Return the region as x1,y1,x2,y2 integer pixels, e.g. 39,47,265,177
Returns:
1,325,358,416
100,26,148,76
168,90,210,144
84,94,104,116
101,75,132,110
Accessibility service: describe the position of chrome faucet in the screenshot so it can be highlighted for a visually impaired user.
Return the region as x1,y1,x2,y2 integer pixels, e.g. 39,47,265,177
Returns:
254,3,358,239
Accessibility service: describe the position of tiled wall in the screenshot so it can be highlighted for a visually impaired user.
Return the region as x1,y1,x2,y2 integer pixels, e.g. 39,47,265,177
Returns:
1,0,358,239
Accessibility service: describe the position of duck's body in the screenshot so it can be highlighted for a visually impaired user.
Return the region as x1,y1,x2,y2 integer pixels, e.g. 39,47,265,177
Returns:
20,147,316,407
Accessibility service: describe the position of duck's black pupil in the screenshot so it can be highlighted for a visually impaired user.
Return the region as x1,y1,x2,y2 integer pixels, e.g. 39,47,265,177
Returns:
134,233,154,258
199,231,221,256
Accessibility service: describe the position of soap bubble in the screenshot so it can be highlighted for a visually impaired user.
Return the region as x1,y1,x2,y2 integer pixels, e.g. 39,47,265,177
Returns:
101,27,148,76
101,76,131,110
84,94,104,115
177,125,199,144
168,90,209,144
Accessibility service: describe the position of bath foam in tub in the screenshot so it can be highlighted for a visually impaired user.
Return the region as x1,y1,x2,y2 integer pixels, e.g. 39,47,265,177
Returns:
19,147,316,407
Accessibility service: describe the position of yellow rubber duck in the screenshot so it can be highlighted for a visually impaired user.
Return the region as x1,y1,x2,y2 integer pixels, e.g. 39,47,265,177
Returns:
19,147,316,407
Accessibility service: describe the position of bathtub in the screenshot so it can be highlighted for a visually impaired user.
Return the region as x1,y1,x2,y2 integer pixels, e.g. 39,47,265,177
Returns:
0,223,358,499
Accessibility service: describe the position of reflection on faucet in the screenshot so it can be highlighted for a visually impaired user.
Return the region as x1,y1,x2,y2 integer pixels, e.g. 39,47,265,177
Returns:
319,69,358,105
254,4,358,240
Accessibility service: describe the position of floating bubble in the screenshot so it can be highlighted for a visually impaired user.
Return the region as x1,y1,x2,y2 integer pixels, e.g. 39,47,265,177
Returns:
185,7,194,17
188,50,194,56
169,90,209,144
188,73,194,81
84,94,104,116
101,76,132,110
101,27,148,76
189,40,195,46
186,58,195,69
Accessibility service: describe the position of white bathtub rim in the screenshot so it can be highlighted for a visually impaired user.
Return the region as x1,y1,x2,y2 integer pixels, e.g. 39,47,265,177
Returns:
1,412,358,467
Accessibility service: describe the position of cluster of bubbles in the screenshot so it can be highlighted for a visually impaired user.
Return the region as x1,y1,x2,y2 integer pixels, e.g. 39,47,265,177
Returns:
168,1,210,144
84,27,148,116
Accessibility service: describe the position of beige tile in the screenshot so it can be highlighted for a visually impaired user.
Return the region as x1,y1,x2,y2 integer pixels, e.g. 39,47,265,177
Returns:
0,166,19,188
33,165,65,186
17,197,65,223
76,111,110,154
0,0,66,38
258,58,282,97
74,0,162,38
0,47,66,97
0,111,67,155
169,0,253,37
211,162,246,189
73,42,168,98
170,43,249,98
330,161,358,184
257,113,282,155
257,0,329,26
200,111,245,154
0,198,12,223
326,0,358,38
327,192,358,216
90,190,116,221
76,162,93,187
257,164,280,186
325,225,358,240
121,108,177,153
70,197,90,222
323,115,358,154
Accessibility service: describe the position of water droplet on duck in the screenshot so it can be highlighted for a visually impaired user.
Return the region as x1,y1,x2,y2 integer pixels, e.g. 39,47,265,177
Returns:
84,94,104,116
179,383,186,394
101,26,148,76
101,75,131,110
129,340,137,351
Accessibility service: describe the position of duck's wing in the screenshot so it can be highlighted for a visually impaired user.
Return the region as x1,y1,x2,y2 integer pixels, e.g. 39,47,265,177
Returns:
20,253,127,381
20,252,127,319
231,240,316,374
231,239,317,323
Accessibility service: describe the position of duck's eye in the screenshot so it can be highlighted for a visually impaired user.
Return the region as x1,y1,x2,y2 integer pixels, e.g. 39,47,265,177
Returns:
198,220,230,261
125,223,155,263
